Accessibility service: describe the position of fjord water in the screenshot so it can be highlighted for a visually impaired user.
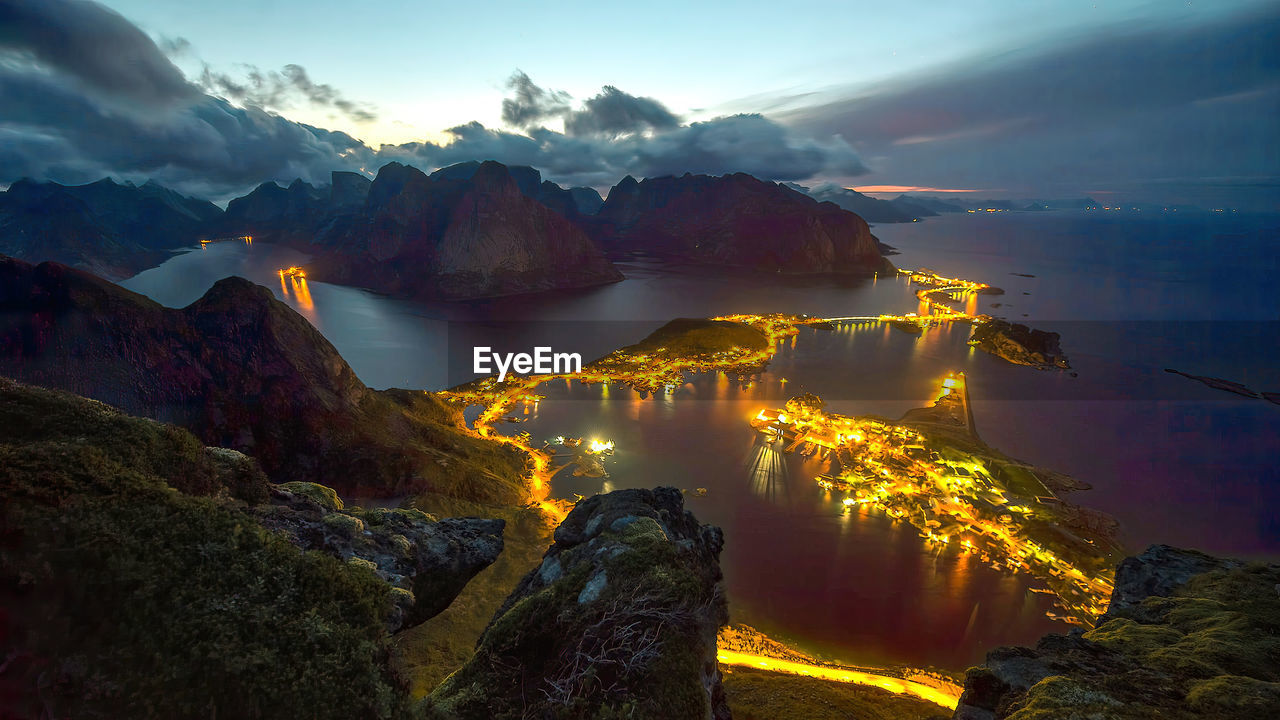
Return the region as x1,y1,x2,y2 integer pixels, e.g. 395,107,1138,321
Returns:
122,209,1280,669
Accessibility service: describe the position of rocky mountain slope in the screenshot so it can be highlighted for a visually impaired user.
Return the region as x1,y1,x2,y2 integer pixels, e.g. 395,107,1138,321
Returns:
0,377,513,719
953,545,1280,719
221,161,623,299
586,172,890,275
0,256,529,501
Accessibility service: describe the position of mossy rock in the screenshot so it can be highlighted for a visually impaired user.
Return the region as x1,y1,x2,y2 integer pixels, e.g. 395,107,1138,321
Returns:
324,512,366,536
1006,676,1123,719
280,481,345,510
0,379,415,718
1185,675,1280,719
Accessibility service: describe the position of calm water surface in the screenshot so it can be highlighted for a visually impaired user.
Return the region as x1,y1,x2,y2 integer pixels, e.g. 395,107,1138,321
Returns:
122,210,1280,669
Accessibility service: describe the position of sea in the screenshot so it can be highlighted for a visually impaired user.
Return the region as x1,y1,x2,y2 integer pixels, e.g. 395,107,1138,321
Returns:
122,208,1280,669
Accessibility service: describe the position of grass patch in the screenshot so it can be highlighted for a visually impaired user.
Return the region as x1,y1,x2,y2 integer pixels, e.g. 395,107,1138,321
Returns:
722,666,948,720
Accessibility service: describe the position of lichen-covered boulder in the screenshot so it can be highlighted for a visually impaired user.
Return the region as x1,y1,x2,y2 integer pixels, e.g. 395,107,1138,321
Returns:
952,545,1280,720
427,486,731,720
254,485,504,631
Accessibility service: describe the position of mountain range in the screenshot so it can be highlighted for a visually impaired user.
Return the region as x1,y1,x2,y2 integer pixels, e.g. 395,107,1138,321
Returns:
1,161,895,299
0,177,220,279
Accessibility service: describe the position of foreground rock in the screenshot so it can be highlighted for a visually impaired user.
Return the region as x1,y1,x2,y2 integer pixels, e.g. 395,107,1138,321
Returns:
257,483,505,632
428,487,731,720
0,257,530,501
954,545,1280,719
585,172,890,275
969,319,1070,370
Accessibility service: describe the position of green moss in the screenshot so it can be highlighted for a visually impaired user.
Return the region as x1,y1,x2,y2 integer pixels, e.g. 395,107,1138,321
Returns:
723,666,946,720
0,379,415,719
1084,618,1185,656
322,512,366,537
1016,562,1280,718
0,377,268,503
352,506,439,527
1006,676,1123,720
279,481,345,510
1185,675,1280,719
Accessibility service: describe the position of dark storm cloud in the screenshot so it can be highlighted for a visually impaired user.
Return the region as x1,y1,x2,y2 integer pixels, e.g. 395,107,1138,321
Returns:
198,63,377,123
563,85,681,137
499,73,679,137
473,74,865,184
0,0,197,105
782,5,1280,201
501,71,571,129
379,112,865,188
0,60,374,198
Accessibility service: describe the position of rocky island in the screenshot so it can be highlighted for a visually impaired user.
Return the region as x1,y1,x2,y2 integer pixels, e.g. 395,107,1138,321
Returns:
969,318,1071,370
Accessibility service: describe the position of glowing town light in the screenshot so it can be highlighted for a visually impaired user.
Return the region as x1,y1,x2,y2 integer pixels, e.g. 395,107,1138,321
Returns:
587,439,615,454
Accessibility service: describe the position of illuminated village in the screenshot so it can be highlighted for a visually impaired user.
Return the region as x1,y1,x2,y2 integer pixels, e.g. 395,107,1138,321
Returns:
748,373,1122,627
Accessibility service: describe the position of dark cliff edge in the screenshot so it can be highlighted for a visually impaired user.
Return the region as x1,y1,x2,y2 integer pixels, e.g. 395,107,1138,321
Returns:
427,487,731,720
0,377,506,719
954,545,1280,719
583,172,892,276
0,256,530,501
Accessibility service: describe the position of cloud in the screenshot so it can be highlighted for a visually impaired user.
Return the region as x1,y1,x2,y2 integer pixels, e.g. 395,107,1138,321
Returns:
563,85,680,137
0,0,197,106
501,70,570,129
0,60,375,199
198,63,377,123
378,112,866,188
781,4,1280,202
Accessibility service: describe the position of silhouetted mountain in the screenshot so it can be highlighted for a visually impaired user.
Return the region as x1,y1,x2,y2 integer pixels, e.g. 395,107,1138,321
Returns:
1051,197,1102,210
568,186,604,215
587,173,890,274
0,177,221,278
896,195,967,213
795,183,925,223
329,170,372,208
220,161,623,299
428,161,602,217
887,196,939,218
223,178,328,231
0,256,531,501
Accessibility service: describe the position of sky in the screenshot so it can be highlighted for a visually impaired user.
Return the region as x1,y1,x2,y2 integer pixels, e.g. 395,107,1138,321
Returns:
1,0,1277,207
